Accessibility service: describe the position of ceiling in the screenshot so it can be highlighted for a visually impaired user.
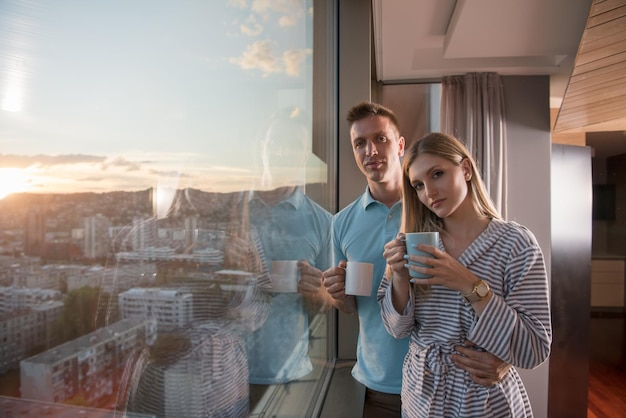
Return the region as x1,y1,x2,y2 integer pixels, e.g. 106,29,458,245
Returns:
372,0,626,146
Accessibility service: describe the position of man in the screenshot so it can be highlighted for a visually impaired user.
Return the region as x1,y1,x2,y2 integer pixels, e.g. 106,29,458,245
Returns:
224,107,332,411
323,102,509,417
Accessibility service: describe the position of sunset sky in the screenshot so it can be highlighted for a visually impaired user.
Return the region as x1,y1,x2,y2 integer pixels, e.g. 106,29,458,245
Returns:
0,0,323,199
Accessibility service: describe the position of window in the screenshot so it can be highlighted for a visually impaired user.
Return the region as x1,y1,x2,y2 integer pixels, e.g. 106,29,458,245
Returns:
0,1,336,416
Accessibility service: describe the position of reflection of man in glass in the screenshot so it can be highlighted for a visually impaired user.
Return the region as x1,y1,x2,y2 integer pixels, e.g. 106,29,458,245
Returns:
224,107,331,409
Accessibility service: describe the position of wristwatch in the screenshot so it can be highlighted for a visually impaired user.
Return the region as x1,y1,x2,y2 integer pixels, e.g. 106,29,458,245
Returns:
462,280,490,303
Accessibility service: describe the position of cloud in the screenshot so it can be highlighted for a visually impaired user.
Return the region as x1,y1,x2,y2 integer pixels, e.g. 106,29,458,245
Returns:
277,15,298,27
228,0,247,9
241,15,263,36
229,40,282,75
227,0,308,76
0,154,105,168
207,165,251,174
0,151,263,194
149,169,192,178
78,176,107,183
231,0,303,30
283,48,311,76
251,0,304,27
230,41,310,77
101,156,142,172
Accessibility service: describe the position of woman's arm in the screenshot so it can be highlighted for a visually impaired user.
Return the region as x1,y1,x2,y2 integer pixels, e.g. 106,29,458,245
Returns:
377,275,415,339
377,234,417,339
468,235,552,369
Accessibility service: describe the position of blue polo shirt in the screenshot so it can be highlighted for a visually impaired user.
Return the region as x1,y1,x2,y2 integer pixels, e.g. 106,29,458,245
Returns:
332,186,409,394
245,188,331,384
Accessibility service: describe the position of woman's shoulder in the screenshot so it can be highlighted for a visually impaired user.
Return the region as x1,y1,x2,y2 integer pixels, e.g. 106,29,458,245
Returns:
489,218,540,248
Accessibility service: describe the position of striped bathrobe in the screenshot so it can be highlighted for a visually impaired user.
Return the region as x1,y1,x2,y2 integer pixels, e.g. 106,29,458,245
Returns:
378,218,552,418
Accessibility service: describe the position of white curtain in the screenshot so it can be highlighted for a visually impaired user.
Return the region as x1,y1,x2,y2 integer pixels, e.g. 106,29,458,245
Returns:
440,72,507,218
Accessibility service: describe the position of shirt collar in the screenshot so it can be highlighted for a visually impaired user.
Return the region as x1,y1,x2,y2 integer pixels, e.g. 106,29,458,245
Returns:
360,185,401,210
360,185,377,209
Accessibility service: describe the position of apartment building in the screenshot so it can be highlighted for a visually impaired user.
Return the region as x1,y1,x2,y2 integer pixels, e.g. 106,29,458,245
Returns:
20,317,157,404
67,263,157,294
0,287,61,312
65,266,107,292
115,247,222,263
84,214,113,259
0,301,63,373
118,288,193,331
24,207,45,257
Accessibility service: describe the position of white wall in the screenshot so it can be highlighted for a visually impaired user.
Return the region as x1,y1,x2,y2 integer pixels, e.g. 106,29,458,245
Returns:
502,76,552,418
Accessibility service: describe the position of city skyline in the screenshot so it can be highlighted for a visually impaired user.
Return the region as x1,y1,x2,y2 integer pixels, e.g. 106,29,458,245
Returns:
0,151,332,417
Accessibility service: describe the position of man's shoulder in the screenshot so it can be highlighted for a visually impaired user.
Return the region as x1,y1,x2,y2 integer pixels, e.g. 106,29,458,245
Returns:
333,195,365,222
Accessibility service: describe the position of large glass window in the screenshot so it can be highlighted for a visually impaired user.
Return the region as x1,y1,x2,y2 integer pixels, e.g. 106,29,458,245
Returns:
0,1,335,417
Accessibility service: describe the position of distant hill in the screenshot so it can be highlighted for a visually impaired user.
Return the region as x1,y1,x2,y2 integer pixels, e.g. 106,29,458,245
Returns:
0,184,329,232
0,188,240,231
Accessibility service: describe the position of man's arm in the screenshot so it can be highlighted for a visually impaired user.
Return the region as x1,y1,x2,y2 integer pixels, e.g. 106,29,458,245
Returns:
451,342,512,386
323,262,357,314
299,260,332,312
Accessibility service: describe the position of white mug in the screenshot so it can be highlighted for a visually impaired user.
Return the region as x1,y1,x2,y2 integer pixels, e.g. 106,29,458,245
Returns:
270,260,300,293
344,261,374,296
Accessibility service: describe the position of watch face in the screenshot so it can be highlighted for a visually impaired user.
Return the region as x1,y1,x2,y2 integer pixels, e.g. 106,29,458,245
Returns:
476,282,489,297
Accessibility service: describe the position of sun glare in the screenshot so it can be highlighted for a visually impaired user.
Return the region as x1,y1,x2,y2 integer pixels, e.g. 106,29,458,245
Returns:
1,85,23,112
0,168,30,199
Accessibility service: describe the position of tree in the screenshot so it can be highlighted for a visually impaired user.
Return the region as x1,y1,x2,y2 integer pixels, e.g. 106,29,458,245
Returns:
53,286,119,344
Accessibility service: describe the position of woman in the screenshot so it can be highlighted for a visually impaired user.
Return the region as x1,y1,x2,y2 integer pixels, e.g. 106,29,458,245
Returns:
378,132,552,417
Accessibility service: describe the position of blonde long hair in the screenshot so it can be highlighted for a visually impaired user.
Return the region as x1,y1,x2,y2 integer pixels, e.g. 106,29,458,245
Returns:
401,132,501,234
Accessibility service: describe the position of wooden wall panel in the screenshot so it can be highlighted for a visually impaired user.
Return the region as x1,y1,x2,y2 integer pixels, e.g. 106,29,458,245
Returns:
555,0,626,133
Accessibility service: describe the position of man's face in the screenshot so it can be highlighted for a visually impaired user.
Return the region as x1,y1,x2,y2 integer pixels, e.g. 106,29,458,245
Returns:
350,115,405,185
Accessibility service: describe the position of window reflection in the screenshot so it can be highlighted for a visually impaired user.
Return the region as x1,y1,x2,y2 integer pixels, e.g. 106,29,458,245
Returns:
0,1,333,417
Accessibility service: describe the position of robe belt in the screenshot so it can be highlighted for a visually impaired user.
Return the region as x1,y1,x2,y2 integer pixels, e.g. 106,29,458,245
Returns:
409,342,456,414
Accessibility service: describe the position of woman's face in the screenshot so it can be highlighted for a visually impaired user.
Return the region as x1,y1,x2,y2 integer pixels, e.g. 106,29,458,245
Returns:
407,152,471,219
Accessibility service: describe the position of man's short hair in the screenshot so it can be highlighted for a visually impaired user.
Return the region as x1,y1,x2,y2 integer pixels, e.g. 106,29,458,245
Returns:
346,101,401,134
